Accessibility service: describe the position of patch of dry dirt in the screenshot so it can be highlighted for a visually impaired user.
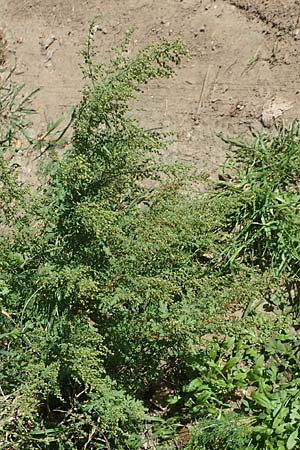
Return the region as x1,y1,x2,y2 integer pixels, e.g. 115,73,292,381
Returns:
0,0,300,181
230,0,300,34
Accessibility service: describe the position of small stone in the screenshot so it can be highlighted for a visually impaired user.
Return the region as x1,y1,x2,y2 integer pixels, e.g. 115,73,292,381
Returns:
294,28,300,40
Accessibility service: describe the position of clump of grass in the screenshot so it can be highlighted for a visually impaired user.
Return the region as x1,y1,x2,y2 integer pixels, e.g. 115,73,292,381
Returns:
215,121,300,281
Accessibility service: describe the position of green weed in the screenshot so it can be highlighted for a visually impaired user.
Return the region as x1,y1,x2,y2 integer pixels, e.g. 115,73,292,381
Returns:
215,122,300,284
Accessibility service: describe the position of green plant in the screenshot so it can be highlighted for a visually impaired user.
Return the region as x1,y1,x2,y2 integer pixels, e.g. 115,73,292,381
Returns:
1,28,201,449
0,315,146,449
185,414,254,450
0,78,38,152
170,319,300,450
216,122,300,283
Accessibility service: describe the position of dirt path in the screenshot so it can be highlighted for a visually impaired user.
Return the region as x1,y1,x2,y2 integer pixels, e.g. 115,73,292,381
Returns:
1,0,300,180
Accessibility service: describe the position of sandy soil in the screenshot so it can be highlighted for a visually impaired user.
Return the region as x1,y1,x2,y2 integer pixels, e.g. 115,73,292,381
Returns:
1,0,300,180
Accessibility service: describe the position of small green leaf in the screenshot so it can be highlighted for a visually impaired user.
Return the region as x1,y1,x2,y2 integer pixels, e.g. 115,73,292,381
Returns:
224,354,241,371
186,378,203,392
287,430,298,450
10,252,25,266
168,395,181,405
252,391,273,410
194,390,212,404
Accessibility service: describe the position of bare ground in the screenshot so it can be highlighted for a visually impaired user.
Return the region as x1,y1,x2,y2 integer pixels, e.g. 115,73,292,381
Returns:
1,0,300,181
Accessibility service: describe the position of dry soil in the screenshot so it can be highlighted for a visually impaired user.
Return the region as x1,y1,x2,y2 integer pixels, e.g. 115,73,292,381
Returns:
1,0,300,180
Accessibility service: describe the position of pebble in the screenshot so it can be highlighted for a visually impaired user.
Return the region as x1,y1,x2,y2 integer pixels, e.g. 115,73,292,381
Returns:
293,29,300,40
